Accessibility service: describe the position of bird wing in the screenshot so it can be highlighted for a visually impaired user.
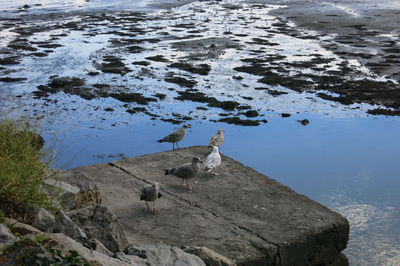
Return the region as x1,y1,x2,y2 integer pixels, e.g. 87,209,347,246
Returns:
162,129,183,142
140,187,147,200
172,163,194,178
205,153,221,169
209,135,222,146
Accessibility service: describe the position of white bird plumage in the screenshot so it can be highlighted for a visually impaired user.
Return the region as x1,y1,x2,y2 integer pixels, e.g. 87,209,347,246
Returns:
204,146,221,175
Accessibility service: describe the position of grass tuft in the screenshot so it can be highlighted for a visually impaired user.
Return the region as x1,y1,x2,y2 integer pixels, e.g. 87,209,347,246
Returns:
0,117,57,211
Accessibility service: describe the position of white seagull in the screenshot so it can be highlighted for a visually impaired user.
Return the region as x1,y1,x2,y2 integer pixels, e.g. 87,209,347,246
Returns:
204,146,221,175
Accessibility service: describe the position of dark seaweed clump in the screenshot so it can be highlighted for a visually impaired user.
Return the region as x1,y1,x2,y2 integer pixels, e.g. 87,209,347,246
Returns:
168,62,211,76
175,90,240,111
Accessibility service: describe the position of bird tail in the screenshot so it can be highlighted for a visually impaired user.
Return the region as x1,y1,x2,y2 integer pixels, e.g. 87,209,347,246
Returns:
163,169,170,175
140,194,145,201
158,193,162,198
157,139,163,143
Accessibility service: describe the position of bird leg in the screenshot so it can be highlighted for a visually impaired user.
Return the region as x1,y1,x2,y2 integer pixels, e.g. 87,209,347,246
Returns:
176,142,180,149
145,201,150,211
153,201,157,213
185,180,192,190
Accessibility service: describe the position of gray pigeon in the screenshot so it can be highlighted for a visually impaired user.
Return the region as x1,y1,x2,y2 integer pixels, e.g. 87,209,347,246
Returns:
157,124,191,150
164,156,203,190
208,129,224,148
140,182,162,213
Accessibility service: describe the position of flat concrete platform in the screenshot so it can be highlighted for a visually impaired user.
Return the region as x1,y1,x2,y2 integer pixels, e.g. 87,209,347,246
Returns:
72,146,349,265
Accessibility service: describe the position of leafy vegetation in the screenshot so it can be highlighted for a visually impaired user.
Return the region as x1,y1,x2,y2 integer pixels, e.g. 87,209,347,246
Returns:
0,117,56,210
0,237,89,266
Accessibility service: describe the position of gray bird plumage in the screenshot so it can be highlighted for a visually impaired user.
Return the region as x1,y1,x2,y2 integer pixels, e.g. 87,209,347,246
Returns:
209,129,224,148
157,124,191,150
204,146,221,175
140,182,162,213
164,156,203,190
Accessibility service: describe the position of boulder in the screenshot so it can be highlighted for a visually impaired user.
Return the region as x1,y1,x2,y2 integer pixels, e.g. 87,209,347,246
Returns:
182,246,235,266
44,170,101,211
5,218,43,237
124,243,206,266
0,233,135,266
0,224,16,248
67,204,128,252
20,204,55,233
74,146,350,265
54,211,87,241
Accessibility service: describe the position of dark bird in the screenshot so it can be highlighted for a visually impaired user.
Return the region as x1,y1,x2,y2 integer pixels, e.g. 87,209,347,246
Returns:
140,182,162,213
157,124,191,150
164,156,203,190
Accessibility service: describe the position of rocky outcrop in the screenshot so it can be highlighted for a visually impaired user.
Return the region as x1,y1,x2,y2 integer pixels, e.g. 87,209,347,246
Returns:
44,170,101,211
74,145,349,265
54,211,87,241
0,224,16,248
124,243,206,266
182,246,235,266
67,204,129,252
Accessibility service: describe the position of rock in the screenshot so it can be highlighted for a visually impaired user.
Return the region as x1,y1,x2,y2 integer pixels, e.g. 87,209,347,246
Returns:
298,119,310,126
20,204,55,233
5,218,43,237
0,223,16,247
44,170,101,211
73,146,349,265
32,208,55,233
182,246,235,266
0,233,135,266
67,204,128,252
54,211,87,241
125,243,206,266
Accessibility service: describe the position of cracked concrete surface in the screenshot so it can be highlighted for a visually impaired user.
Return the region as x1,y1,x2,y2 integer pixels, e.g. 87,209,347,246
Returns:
72,146,349,265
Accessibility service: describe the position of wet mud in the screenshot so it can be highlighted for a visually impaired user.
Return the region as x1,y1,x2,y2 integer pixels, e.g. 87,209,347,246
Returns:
1,0,400,129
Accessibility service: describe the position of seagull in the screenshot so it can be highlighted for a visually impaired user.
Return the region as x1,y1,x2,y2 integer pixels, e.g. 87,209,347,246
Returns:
208,129,224,149
164,156,203,190
140,182,162,213
157,124,191,150
204,146,221,175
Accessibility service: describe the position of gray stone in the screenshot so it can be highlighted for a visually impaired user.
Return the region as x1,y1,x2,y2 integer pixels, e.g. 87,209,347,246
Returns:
20,204,55,233
67,204,129,252
125,243,206,266
71,146,349,265
182,246,235,266
5,218,43,237
44,170,101,211
44,233,137,266
54,211,87,241
0,223,16,247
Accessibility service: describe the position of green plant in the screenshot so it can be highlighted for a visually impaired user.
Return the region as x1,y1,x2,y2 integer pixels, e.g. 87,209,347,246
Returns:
1,238,90,266
0,117,56,210
0,210,4,223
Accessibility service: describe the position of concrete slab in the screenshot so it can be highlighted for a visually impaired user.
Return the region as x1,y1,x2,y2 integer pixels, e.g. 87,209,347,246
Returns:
73,146,349,265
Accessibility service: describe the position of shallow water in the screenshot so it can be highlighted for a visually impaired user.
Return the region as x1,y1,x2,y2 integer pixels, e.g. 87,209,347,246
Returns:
1,0,400,265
